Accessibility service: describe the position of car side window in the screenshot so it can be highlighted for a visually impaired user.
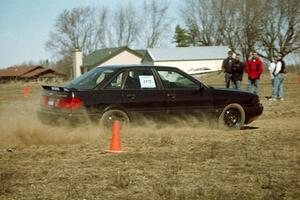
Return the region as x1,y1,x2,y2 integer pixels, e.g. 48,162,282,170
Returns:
105,72,124,89
95,70,114,85
157,69,198,89
124,69,157,90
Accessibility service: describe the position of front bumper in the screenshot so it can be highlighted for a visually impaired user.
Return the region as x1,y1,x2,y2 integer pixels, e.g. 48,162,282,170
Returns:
244,104,264,124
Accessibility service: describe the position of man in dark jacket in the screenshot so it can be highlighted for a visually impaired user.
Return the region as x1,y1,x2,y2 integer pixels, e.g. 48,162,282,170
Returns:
271,53,286,101
232,53,244,90
245,51,263,94
221,50,235,88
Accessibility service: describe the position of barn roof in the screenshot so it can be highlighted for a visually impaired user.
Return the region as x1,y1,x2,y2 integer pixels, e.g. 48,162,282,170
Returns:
144,46,228,62
0,66,66,79
0,66,42,77
21,68,62,78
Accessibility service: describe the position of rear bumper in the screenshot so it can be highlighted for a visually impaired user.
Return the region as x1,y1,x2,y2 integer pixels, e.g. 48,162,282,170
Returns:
37,109,91,125
244,104,264,124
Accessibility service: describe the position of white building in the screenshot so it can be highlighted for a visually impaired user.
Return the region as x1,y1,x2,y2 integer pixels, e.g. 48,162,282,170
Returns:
141,46,228,74
81,47,144,73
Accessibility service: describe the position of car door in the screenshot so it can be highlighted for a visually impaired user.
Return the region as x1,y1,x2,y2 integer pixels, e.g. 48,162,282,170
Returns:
83,69,125,117
121,68,166,117
156,68,214,117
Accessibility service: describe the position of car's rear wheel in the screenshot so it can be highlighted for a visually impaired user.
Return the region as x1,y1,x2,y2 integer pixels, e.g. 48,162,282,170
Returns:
100,109,130,129
218,103,245,129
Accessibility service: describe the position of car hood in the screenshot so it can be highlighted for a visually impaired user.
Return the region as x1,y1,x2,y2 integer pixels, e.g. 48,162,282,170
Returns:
212,87,255,96
209,87,259,107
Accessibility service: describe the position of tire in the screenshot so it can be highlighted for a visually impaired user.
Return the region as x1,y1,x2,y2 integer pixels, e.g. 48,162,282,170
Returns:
100,109,130,129
218,103,245,129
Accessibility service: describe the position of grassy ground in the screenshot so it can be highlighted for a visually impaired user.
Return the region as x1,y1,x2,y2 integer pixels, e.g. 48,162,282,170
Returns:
0,72,299,199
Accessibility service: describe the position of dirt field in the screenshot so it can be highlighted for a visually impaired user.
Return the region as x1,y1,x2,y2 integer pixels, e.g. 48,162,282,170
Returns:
0,72,299,199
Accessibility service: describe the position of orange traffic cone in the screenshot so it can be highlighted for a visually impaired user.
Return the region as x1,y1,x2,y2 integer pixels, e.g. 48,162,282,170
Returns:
106,120,123,153
23,85,30,97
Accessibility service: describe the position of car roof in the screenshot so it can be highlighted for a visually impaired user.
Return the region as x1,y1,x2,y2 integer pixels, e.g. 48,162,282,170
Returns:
100,64,179,70
102,64,201,85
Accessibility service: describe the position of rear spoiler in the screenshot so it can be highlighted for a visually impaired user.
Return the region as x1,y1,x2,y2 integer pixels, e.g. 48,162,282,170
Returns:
42,85,71,92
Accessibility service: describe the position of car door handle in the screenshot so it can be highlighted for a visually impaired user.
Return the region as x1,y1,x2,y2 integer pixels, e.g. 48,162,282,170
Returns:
126,94,136,99
167,94,176,99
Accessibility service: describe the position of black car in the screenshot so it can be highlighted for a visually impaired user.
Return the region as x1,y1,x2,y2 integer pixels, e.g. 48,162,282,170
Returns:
37,65,263,129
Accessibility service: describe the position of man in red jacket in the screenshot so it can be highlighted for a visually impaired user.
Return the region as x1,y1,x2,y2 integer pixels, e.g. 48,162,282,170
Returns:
246,51,264,94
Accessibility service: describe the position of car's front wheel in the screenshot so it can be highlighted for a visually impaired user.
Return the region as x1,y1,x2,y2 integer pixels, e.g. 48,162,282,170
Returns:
100,109,130,129
218,103,245,129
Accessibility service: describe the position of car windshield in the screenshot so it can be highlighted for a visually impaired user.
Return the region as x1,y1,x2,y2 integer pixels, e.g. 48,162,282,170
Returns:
65,67,116,90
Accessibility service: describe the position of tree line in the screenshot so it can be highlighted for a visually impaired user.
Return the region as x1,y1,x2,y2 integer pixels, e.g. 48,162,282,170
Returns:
46,0,299,75
46,1,171,60
174,0,300,61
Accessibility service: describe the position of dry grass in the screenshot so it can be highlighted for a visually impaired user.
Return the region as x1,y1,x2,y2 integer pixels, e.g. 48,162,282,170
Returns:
0,73,299,199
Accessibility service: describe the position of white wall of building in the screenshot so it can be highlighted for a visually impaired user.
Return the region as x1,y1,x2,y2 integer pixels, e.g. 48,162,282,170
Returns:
96,50,141,68
152,60,223,74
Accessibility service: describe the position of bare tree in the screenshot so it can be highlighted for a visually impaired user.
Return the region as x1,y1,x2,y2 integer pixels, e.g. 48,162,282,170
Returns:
93,7,112,49
140,0,172,48
46,7,98,59
46,2,172,58
110,3,140,47
181,0,226,46
180,0,300,62
52,56,72,78
232,0,266,60
258,0,300,59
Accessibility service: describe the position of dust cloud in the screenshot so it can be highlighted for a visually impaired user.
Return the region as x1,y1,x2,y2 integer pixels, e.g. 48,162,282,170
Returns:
0,100,101,148
0,97,216,148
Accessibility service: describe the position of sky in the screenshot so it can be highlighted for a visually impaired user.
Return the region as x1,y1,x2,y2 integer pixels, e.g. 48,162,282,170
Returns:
0,0,180,68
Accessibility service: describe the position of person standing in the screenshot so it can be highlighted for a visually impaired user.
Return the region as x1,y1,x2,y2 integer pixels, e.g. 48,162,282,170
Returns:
271,54,286,101
268,56,277,97
232,53,244,90
222,50,235,88
245,51,264,94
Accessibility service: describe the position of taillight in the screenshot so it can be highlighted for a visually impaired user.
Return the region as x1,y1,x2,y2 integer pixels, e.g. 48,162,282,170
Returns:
40,96,49,107
55,98,81,109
